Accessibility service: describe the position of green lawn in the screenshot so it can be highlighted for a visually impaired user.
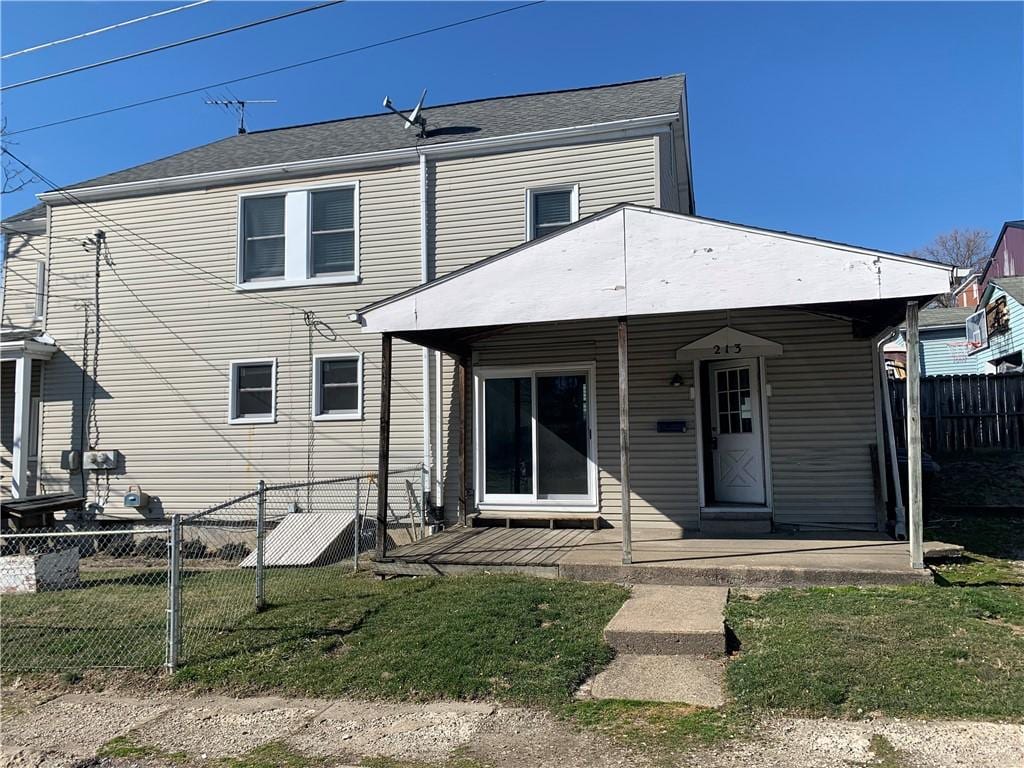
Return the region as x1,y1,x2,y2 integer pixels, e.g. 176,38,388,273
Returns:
2,568,626,709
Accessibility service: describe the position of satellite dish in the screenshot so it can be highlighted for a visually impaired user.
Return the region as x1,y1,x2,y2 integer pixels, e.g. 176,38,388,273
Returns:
382,89,428,137
405,89,427,131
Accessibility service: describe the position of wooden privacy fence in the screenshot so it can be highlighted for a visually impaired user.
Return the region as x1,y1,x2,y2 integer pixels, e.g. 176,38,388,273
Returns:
888,372,1024,453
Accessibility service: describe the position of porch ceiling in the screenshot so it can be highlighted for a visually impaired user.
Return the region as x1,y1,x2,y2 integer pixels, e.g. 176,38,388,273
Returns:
355,205,952,337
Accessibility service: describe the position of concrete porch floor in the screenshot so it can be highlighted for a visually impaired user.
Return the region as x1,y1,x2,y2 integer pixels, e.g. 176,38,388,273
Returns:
375,526,947,586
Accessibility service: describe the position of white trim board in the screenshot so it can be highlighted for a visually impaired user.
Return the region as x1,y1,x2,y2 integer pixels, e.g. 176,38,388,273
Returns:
228,358,277,425
358,205,953,334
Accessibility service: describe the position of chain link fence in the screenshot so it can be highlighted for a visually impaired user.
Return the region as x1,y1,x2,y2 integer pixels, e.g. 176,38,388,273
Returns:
0,465,427,673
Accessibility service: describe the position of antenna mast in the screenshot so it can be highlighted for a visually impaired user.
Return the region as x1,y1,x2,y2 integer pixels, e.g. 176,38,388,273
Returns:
205,98,277,134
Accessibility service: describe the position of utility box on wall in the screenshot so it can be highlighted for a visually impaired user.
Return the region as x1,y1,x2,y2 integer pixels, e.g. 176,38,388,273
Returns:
82,450,120,471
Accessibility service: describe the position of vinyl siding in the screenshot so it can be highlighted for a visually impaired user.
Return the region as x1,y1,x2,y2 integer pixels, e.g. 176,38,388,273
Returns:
430,136,660,516
463,308,880,531
2,230,46,331
37,163,427,517
975,287,1024,370
919,328,978,376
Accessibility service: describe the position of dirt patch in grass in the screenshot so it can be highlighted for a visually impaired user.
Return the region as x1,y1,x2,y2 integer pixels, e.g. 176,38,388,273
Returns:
726,585,1024,719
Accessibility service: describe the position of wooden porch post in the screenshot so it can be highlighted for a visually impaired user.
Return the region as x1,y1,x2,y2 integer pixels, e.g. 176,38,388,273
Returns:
458,354,472,525
375,333,393,561
905,301,924,569
618,317,632,565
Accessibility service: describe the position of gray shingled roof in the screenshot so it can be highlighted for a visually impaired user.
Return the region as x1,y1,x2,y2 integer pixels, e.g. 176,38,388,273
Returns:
1,202,46,225
64,75,684,191
992,276,1024,306
919,307,974,328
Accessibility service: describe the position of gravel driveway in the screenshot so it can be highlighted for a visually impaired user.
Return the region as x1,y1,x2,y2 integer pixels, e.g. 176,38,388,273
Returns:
1,689,1021,768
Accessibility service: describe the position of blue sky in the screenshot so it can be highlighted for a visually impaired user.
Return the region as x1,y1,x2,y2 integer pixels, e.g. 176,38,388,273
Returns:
1,1,1021,253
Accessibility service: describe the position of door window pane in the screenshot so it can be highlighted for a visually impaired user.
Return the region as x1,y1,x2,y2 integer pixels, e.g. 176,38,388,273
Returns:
536,374,589,496
715,366,754,435
485,378,533,494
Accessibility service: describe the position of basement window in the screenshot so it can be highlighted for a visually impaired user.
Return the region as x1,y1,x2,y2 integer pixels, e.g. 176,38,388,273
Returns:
313,353,362,421
527,185,579,240
229,359,276,424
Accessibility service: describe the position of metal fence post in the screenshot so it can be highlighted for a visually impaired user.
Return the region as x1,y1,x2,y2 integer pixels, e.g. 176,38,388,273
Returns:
353,476,361,572
166,514,182,673
255,479,266,611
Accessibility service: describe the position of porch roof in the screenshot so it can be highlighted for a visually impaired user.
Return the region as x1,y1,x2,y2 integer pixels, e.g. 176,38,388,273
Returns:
354,205,952,347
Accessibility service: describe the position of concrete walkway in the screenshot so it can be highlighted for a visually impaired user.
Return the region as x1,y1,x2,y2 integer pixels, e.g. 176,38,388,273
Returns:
583,585,730,706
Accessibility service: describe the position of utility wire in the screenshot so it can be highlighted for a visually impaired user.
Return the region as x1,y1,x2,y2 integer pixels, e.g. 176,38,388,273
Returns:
1,0,212,60
2,1,345,92
1,150,423,402
5,1,546,136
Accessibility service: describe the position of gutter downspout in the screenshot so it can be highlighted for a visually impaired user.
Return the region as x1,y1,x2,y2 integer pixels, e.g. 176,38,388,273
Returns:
878,329,906,537
419,152,432,522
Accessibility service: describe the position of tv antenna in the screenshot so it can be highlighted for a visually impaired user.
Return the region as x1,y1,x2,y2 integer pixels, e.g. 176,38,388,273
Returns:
205,97,277,134
382,89,427,138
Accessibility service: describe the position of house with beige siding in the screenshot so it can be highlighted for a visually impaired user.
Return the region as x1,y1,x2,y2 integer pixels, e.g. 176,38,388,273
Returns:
2,75,949,564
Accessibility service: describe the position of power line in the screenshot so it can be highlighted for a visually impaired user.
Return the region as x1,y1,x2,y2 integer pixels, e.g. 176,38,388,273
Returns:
1,149,423,403
1,0,212,60
5,1,546,136
2,1,346,93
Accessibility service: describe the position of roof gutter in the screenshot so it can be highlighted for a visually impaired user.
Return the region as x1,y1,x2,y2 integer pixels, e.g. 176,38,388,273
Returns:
38,113,680,206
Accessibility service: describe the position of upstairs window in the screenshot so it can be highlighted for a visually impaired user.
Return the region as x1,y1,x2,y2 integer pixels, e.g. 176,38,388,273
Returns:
241,196,286,281
314,354,362,420
528,185,578,240
310,188,356,276
229,360,276,424
237,183,359,288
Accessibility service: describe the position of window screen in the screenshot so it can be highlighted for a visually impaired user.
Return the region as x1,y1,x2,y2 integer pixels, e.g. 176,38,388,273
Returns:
531,189,573,239
235,363,273,419
318,357,360,415
242,196,285,281
310,188,355,276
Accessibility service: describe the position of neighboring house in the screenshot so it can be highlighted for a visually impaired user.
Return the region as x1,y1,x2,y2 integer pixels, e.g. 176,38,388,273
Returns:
883,307,976,378
966,221,1024,373
1,203,53,498
952,272,980,308
0,76,693,518
1,74,952,538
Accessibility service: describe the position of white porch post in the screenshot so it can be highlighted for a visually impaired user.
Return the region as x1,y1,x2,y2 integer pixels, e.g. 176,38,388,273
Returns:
617,317,632,566
10,355,33,499
905,301,924,569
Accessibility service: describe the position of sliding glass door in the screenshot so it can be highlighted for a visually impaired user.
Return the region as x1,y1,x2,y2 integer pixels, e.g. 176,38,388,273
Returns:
478,366,595,507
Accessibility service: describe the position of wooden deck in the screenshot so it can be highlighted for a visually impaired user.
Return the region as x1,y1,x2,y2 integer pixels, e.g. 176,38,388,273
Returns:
374,525,599,577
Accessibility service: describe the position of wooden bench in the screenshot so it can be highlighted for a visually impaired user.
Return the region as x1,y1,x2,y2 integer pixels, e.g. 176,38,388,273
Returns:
469,511,603,530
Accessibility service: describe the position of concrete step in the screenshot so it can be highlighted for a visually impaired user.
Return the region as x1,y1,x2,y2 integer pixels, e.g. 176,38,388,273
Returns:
700,518,772,536
603,585,728,656
583,653,725,706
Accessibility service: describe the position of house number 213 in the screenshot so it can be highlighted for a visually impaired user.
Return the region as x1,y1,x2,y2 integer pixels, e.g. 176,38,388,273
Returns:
712,343,743,355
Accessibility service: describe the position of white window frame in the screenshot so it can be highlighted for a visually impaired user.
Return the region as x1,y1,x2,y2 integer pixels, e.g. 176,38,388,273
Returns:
228,358,277,425
473,361,598,512
236,180,360,290
525,183,580,241
312,352,363,421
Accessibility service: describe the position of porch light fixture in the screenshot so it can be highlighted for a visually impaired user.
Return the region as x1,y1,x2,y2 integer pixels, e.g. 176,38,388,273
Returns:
670,373,684,387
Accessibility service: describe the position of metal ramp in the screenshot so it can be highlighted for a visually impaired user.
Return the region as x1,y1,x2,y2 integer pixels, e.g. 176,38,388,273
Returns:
240,512,369,568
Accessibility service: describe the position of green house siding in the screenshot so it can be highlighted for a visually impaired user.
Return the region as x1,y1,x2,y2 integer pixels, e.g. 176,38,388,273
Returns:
920,328,978,376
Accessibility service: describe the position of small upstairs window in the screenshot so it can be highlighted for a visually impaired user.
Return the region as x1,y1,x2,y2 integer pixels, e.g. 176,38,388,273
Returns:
310,188,356,276
241,196,286,281
229,360,276,424
528,185,578,240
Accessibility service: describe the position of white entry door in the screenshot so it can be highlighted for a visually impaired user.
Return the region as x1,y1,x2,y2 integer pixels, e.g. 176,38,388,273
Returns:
708,359,765,504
